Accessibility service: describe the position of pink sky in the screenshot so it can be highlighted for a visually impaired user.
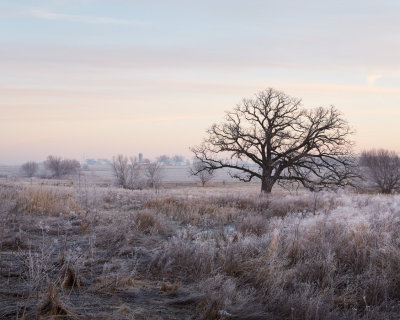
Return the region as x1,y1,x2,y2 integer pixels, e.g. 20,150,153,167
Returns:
1,1,400,164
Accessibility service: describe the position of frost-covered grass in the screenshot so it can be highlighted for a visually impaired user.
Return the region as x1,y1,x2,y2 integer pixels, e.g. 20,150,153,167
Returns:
1,180,400,319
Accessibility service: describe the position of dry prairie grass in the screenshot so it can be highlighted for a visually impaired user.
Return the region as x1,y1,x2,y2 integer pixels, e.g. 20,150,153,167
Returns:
2,180,400,319
0,183,79,215
144,197,233,227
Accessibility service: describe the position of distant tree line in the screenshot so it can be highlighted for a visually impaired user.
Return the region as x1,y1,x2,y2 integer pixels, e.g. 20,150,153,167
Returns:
17,150,400,194
19,153,215,189
20,155,80,179
156,154,186,165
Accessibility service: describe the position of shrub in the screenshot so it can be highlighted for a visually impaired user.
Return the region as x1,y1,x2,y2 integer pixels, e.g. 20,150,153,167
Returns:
20,161,39,177
360,149,400,193
45,155,80,178
111,155,145,189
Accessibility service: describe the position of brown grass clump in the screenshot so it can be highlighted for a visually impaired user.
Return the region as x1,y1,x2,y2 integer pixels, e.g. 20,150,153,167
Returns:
150,237,218,281
93,275,135,292
159,282,180,292
115,303,133,315
209,195,270,212
77,219,92,234
36,285,75,318
198,300,222,320
136,210,157,231
0,183,80,215
129,209,171,235
144,197,232,227
238,215,267,236
61,266,82,288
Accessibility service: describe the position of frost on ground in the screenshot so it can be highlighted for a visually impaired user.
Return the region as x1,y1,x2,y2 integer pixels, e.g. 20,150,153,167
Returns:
1,181,400,319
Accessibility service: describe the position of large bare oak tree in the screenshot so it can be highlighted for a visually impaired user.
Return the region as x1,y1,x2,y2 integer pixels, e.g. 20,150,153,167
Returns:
191,88,356,193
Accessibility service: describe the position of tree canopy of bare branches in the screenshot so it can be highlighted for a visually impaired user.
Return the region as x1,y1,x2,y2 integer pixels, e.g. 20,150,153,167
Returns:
44,156,80,178
145,162,164,189
360,149,400,194
190,161,215,187
112,155,144,189
112,155,130,188
191,88,356,193
20,161,39,177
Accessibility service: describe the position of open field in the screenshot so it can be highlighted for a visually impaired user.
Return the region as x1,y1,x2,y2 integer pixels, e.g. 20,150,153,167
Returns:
0,164,255,187
2,178,400,319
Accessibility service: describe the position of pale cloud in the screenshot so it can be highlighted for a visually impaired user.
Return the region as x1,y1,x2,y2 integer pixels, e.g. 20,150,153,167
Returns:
279,81,400,95
366,74,383,86
26,8,149,25
2,43,400,78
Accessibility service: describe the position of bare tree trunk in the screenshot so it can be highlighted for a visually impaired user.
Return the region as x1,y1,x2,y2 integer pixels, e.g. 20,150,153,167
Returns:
261,176,274,193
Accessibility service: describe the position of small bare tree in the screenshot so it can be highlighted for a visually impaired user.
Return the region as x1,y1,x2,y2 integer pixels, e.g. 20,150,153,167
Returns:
112,155,130,188
20,161,39,177
360,149,400,194
45,156,63,178
45,156,80,178
127,157,145,189
145,162,164,189
190,161,215,187
112,155,145,189
61,159,81,176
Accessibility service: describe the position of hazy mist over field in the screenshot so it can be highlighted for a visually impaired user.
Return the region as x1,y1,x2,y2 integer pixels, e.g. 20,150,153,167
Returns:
1,0,400,164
